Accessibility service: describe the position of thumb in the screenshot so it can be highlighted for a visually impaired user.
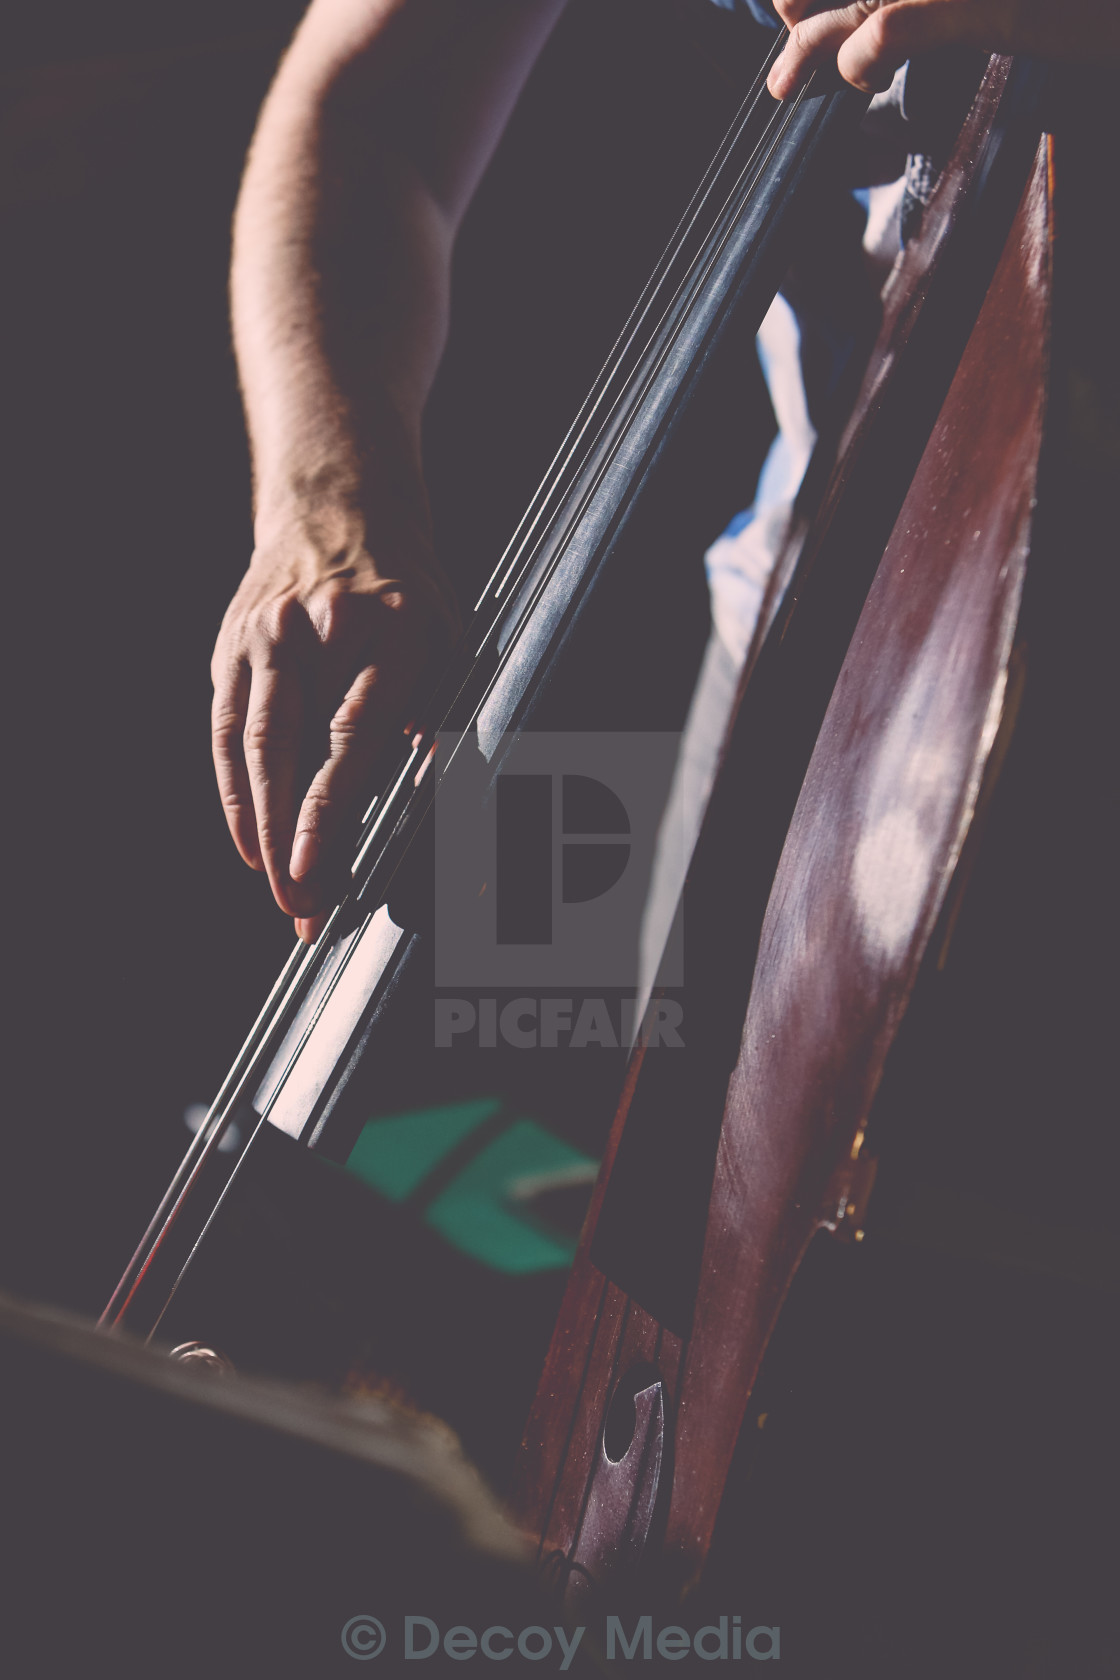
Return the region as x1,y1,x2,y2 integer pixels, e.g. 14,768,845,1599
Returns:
769,3,883,98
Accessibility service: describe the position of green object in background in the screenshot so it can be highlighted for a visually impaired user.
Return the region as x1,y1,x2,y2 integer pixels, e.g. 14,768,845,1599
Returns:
346,1097,503,1203
345,1100,598,1275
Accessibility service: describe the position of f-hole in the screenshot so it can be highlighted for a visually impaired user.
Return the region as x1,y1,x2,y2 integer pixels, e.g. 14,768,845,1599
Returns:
603,1362,661,1464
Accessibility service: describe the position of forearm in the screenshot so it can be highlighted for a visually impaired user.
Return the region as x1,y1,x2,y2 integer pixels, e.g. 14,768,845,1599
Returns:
232,17,451,567
216,1,566,931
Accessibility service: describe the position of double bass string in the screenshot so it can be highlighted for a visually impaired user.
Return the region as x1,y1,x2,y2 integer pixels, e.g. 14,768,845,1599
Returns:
236,62,814,1095
409,75,814,802
106,47,805,1331
106,35,817,1332
107,45,808,1331
348,52,809,874
479,29,793,611
343,30,802,874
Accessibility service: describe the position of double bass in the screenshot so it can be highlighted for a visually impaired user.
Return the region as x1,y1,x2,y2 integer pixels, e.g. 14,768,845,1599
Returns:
515,47,1114,1665
102,20,1110,1667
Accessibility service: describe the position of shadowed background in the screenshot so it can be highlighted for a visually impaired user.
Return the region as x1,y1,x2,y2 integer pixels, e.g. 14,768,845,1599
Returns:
3,11,1115,1677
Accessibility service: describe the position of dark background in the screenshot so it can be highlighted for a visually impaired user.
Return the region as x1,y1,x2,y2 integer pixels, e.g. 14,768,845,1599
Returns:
3,8,1116,1677
1,0,767,1315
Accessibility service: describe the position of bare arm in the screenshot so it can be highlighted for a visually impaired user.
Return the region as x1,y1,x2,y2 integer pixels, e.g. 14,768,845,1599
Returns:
213,0,566,938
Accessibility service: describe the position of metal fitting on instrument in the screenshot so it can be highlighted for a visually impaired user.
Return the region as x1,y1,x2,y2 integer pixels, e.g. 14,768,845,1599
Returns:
169,1342,234,1374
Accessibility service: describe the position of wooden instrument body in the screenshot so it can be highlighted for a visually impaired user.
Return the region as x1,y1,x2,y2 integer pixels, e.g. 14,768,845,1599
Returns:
516,57,1061,1608
97,38,1115,1646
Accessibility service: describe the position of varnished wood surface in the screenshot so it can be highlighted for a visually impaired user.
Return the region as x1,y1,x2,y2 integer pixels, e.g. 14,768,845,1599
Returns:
516,105,1054,1609
665,137,1052,1586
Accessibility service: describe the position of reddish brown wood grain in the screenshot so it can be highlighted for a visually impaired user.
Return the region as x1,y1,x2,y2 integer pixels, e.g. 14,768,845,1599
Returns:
515,118,1053,1611
665,140,1052,1588
535,1280,627,1563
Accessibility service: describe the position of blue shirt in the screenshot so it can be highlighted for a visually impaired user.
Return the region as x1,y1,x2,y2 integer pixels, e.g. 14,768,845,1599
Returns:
708,0,780,28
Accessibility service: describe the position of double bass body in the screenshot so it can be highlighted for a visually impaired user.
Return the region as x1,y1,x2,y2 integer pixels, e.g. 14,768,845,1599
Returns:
515,53,1077,1619
107,38,1111,1662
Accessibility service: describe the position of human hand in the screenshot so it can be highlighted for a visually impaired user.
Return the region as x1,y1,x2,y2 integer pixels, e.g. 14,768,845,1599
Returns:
767,0,1120,100
211,507,458,942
